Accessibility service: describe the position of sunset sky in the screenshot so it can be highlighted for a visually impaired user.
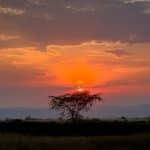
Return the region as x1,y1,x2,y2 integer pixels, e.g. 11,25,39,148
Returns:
0,0,150,108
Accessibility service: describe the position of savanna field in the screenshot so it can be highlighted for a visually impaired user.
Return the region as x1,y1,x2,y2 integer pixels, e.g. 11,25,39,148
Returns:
0,120,150,150
0,133,150,150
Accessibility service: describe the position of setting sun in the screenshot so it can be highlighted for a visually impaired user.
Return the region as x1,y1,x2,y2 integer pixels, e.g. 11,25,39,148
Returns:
53,62,98,87
77,87,84,92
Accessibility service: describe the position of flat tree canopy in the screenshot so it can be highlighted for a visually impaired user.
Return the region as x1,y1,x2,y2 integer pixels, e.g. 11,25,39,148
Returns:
49,90,102,121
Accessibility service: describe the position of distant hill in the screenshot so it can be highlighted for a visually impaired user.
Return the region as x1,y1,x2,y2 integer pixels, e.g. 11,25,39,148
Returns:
0,104,150,120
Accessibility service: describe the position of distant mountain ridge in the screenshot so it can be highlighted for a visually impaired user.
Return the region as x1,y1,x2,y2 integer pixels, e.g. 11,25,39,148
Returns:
0,104,150,120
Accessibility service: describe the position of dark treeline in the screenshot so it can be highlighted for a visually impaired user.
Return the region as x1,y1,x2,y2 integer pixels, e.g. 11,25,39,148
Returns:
0,119,150,136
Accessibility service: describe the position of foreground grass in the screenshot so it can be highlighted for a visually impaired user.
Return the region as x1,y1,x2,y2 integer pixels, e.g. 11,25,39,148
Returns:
0,133,150,150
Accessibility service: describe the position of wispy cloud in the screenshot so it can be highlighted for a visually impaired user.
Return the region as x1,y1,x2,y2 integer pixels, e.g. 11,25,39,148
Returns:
0,6,25,16
0,34,20,41
106,49,133,57
65,5,95,13
124,0,150,3
26,0,46,6
0,0,149,48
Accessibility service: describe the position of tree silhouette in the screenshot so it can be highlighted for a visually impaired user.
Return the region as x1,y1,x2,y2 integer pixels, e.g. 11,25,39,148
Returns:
49,90,102,121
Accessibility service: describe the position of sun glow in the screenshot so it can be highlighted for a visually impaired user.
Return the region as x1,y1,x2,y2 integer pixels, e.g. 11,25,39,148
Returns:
53,62,98,87
77,86,84,92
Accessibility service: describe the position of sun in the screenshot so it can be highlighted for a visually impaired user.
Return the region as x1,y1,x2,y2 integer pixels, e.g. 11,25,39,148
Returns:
53,62,98,87
77,87,84,92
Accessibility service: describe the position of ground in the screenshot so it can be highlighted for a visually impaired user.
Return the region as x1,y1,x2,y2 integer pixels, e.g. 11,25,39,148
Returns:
0,133,150,150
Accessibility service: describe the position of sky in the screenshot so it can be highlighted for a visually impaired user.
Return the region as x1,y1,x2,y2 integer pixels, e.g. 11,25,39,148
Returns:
0,0,150,108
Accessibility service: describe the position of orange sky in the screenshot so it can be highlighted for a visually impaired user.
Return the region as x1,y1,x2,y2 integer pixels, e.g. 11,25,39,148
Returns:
0,0,150,108
0,41,150,95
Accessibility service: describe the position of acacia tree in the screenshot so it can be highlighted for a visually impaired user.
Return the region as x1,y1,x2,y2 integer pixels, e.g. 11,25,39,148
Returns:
49,91,102,121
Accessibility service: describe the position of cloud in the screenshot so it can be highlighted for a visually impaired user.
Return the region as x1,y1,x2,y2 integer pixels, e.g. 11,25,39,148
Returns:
124,0,150,3
124,0,150,15
106,49,133,57
0,46,62,86
0,40,148,89
0,0,149,48
26,0,46,6
0,34,20,41
103,71,150,87
65,5,96,13
0,6,25,16
143,5,150,13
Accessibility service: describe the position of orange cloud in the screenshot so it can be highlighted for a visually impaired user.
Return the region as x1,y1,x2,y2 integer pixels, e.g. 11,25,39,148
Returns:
0,41,150,94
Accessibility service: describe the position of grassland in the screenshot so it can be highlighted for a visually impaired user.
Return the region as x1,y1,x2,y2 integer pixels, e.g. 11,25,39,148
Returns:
0,133,150,150
0,119,150,149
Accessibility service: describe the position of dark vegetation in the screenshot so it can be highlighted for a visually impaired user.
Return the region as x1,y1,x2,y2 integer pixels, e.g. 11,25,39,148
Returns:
0,119,150,136
0,133,150,150
0,119,150,150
